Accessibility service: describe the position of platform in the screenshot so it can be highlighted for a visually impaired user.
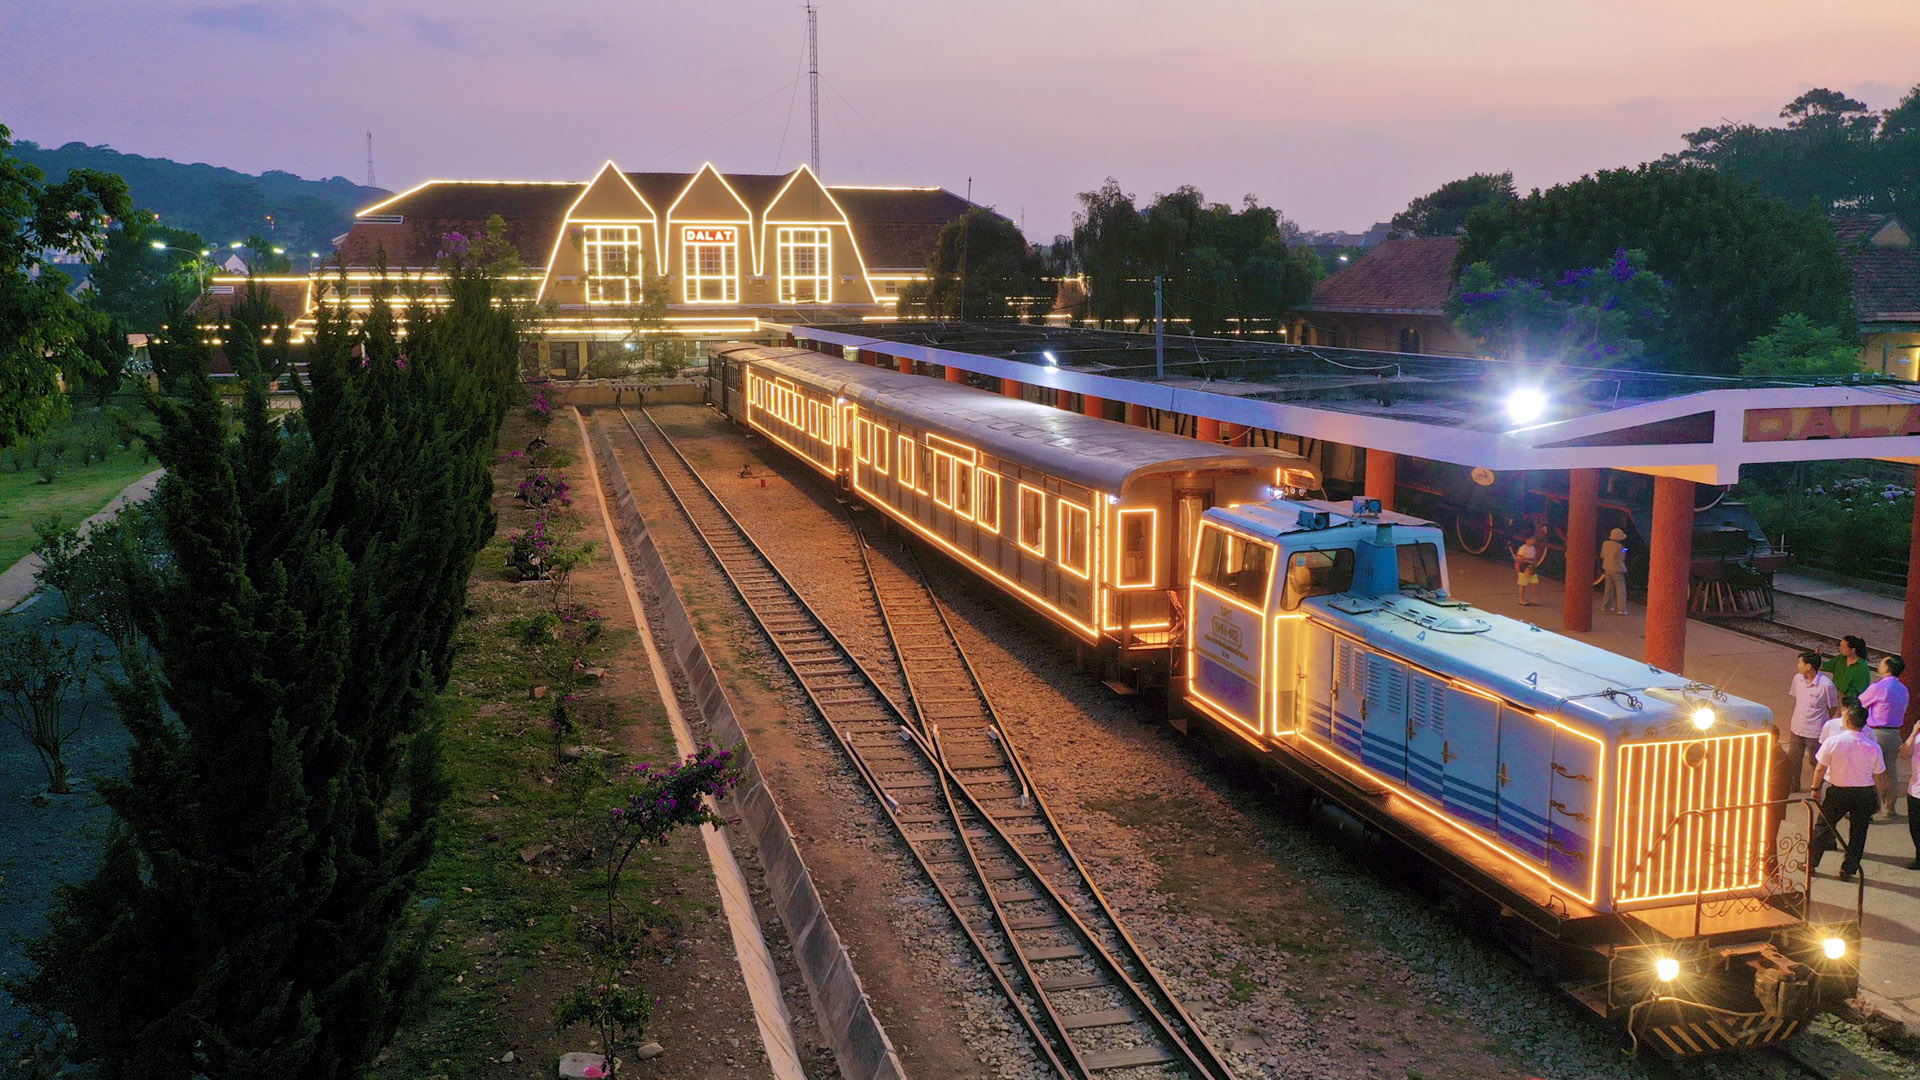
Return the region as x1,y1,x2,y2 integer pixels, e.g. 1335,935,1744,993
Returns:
1446,552,1920,1032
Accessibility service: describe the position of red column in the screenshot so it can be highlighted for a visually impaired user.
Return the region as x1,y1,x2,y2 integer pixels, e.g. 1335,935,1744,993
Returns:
1364,448,1397,512
1127,402,1150,428
1562,468,1600,634
1902,464,1920,731
1081,393,1106,420
895,355,913,375
945,365,966,384
1002,378,1022,399
1645,475,1694,673
1195,416,1221,443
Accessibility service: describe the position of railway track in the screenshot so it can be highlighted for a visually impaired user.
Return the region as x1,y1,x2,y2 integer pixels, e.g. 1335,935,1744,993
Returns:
609,406,1233,1080
1700,613,1892,664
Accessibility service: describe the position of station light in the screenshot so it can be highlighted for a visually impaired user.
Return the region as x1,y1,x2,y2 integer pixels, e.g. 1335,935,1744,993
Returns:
150,240,166,250
1690,707,1715,732
1822,937,1847,960
1042,350,1059,366
1654,956,1680,982
272,246,285,255
1505,387,1548,426
230,241,243,249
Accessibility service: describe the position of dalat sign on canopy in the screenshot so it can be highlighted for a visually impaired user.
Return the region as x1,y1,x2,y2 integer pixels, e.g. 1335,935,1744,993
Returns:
1744,405,1920,441
684,226,737,245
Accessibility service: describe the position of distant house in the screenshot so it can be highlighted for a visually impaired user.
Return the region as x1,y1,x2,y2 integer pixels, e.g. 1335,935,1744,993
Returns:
1289,236,1479,355
1834,215,1920,378
217,253,250,274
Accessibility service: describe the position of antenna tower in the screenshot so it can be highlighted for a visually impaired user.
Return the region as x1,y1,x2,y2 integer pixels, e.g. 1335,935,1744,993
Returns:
807,2,820,175
366,131,375,188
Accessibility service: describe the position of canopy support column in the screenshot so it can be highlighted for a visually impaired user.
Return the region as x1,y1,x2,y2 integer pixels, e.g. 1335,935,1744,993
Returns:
944,365,966,384
1903,464,1920,730
1081,393,1105,420
1195,416,1221,443
1562,468,1599,634
1645,475,1694,673
1364,448,1397,512
895,355,913,375
1002,378,1022,399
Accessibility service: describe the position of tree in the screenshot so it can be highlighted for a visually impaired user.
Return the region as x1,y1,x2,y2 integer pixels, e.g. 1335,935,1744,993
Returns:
89,208,209,331
1449,248,1670,366
1391,172,1517,238
18,243,520,1076
1737,312,1862,377
241,233,292,274
1456,164,1852,375
0,121,132,446
900,206,1047,319
0,620,100,796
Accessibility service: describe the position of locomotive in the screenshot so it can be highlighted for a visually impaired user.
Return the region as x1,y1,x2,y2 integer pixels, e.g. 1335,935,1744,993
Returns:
710,344,1861,1056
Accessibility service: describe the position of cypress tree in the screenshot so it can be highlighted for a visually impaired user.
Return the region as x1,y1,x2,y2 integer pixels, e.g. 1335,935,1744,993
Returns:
19,259,519,1077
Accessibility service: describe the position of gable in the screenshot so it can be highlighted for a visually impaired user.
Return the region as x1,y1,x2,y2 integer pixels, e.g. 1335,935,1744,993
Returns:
667,163,752,222
765,166,848,224
569,162,655,221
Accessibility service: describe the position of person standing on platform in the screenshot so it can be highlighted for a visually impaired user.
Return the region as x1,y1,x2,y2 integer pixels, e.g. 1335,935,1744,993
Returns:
1596,527,1629,615
1810,705,1885,881
1859,655,1909,818
1825,635,1871,706
1900,725,1920,869
1514,524,1547,606
1786,651,1841,791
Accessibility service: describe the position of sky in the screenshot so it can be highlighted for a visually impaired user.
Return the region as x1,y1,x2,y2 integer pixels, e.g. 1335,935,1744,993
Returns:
3,1,1918,239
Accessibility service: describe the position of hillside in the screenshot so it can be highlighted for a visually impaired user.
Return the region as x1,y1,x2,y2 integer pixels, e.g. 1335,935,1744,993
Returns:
15,140,389,257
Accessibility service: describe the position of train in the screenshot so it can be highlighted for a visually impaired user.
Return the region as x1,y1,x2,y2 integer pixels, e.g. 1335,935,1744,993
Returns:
710,344,1861,1057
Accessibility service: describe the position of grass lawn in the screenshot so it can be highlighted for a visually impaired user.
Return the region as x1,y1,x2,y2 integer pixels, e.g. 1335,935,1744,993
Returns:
0,408,159,568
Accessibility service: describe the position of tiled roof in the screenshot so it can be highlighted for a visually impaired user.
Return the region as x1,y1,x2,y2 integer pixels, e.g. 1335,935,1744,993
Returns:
1833,216,1920,323
1302,236,1461,314
190,277,314,322
831,187,973,270
1833,214,1894,246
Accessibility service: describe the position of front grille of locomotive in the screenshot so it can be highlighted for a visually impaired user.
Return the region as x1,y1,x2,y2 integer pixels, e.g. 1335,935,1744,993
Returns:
1613,731,1773,905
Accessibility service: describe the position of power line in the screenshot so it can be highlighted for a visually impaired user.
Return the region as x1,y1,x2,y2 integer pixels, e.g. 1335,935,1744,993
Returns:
772,14,811,170
822,75,921,185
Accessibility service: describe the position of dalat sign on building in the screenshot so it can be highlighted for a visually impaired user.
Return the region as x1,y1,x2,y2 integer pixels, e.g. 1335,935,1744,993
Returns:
1745,405,1920,441
684,226,738,244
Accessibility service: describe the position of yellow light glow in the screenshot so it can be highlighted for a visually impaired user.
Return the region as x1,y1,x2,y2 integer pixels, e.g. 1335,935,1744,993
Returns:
1655,957,1680,982
1057,499,1092,579
775,226,833,303
1690,707,1715,731
1113,507,1159,589
1614,731,1770,906
352,177,580,218
1822,937,1846,960
1017,484,1046,557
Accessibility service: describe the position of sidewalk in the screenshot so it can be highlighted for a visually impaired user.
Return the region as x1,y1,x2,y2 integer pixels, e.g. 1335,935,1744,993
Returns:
0,469,163,613
1447,553,1920,1032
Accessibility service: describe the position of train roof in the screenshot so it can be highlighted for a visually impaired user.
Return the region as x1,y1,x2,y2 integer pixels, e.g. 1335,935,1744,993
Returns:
723,346,1320,495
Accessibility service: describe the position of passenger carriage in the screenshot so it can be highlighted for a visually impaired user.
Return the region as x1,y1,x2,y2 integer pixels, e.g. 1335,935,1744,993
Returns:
717,346,1319,663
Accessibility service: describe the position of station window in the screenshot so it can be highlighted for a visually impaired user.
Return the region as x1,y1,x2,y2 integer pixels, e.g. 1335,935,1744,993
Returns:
1117,508,1155,587
1058,500,1091,579
1279,548,1356,610
897,434,917,489
1397,542,1442,592
977,472,1000,532
682,226,739,303
584,225,644,304
1196,526,1276,607
776,227,832,303
1018,485,1046,555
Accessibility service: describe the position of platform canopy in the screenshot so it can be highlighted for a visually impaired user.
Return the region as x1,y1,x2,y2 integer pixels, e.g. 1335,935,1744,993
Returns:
779,322,1920,484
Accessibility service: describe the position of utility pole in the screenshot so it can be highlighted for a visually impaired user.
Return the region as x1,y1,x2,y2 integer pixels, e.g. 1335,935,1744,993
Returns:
957,177,972,323
365,131,375,188
807,2,820,175
1154,275,1165,379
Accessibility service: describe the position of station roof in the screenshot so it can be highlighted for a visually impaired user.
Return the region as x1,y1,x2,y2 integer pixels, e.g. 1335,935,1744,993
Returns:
778,321,1920,484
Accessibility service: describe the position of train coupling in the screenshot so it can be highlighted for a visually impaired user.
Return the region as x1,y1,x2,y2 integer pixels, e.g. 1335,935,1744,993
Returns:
1734,943,1817,1022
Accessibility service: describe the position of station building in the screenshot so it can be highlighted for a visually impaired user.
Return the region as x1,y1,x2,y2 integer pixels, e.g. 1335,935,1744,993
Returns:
199,161,975,375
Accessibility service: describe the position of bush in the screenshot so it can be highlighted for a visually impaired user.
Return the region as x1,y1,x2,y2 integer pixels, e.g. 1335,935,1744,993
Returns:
1740,463,1913,583
36,447,63,484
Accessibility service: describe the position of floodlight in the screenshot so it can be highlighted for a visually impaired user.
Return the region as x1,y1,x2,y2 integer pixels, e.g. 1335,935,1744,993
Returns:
1654,957,1679,982
1042,350,1059,366
150,240,167,250
271,246,285,255
1505,387,1548,426
1690,707,1715,732
1822,937,1846,960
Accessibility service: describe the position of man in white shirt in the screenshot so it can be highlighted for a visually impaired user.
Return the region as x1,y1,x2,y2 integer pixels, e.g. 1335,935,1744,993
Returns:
1859,655,1909,818
1786,651,1841,792
1810,706,1886,882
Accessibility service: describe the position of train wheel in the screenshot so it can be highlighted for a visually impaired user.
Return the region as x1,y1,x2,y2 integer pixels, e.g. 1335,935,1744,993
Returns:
1455,509,1496,555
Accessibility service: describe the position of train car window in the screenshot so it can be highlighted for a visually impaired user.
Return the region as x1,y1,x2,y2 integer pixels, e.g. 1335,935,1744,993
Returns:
955,461,974,517
897,435,917,488
1019,485,1046,555
1058,501,1091,578
808,401,822,439
855,419,872,464
1117,508,1154,587
977,472,1001,532
1194,525,1273,605
934,451,954,507
873,427,889,475
1279,549,1355,610
1397,542,1442,591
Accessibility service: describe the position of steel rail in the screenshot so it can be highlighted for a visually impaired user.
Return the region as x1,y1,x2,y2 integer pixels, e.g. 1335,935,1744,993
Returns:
607,407,1085,1076
848,509,1238,1080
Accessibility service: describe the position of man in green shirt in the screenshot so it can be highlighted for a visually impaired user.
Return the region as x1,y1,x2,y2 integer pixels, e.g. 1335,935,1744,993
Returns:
1825,635,1871,705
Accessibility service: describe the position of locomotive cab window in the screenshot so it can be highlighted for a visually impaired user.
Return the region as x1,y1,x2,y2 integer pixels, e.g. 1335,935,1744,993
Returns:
1279,548,1354,610
1397,542,1442,592
1195,525,1273,606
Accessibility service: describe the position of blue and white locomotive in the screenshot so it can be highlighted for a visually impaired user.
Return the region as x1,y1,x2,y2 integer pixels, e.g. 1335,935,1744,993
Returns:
709,344,1860,1056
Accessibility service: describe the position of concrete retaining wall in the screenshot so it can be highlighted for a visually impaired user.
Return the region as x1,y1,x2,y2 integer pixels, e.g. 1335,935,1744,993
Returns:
547,379,707,407
589,420,908,1080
